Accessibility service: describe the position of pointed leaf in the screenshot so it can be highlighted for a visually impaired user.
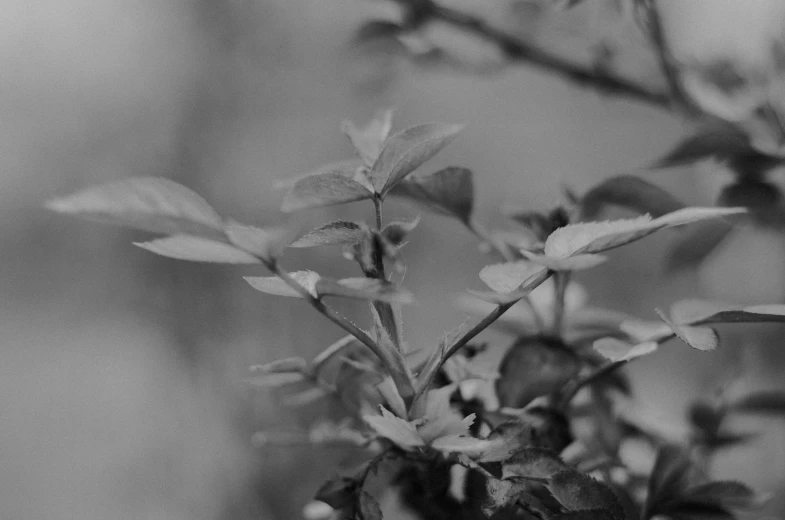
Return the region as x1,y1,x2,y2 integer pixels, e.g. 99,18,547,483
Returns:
273,159,365,190
548,470,624,520
683,481,760,510
694,304,785,325
369,123,464,196
469,268,550,305
390,167,474,223
289,221,367,248
652,124,752,168
225,221,289,261
364,406,424,450
479,261,547,294
644,444,693,518
593,338,658,362
281,171,373,212
134,234,260,263
656,309,718,351
342,109,394,166
483,478,526,517
522,251,608,271
46,177,225,238
381,216,420,246
669,299,739,325
358,491,383,520
580,175,685,220
729,391,785,417
501,448,569,480
245,271,321,298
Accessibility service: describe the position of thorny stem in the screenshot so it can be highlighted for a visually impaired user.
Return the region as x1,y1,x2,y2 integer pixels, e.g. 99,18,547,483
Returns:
391,0,673,110
267,259,414,400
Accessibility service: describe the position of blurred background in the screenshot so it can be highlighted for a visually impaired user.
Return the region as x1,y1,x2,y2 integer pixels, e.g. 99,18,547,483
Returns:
1,0,784,519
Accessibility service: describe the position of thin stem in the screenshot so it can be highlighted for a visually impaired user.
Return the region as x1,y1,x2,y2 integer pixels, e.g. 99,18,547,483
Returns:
551,271,570,337
268,260,413,399
371,195,401,348
393,0,673,110
560,360,626,408
374,194,384,231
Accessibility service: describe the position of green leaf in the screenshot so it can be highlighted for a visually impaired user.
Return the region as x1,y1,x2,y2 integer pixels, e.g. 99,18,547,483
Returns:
580,175,685,220
244,271,321,298
342,109,394,167
381,216,420,246
543,207,746,259
225,221,289,262
496,336,580,408
547,469,624,520
289,221,367,248
501,448,569,480
656,309,719,351
729,391,785,417
369,123,464,197
358,491,383,520
479,261,547,294
281,170,373,212
364,406,424,450
250,357,308,373
45,177,225,239
134,234,260,263
390,167,474,224
593,338,658,362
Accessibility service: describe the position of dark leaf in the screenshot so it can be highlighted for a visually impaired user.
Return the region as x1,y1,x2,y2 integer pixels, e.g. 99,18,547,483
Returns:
314,477,357,509
652,124,752,169
729,391,785,417
381,216,421,246
547,469,625,520
664,220,734,272
369,123,464,197
281,170,373,212
682,481,759,511
581,175,684,220
134,234,260,264
289,221,367,248
501,448,569,480
644,444,693,519
244,271,321,298
390,167,474,224
46,177,225,239
496,336,580,409
482,478,526,517
358,490,384,520
486,407,573,453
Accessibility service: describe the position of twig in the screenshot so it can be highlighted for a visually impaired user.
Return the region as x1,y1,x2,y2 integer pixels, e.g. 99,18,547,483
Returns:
371,195,401,347
560,359,626,408
393,0,673,110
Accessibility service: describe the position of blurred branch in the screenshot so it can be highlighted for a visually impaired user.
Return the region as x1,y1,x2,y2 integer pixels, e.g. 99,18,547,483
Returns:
391,0,673,110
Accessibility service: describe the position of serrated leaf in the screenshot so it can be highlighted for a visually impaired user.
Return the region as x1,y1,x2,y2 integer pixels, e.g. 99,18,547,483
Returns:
548,470,624,520
522,251,608,271
656,309,718,351
729,391,785,417
390,166,474,223
225,221,289,261
134,234,260,263
593,338,658,362
316,278,415,304
581,175,685,220
501,448,568,480
543,207,746,259
358,491,383,520
482,478,526,517
289,221,367,248
250,357,308,373
244,271,321,298
369,123,464,197
46,177,225,239
479,261,547,294
342,109,394,167
496,336,580,409
243,371,306,387
364,406,424,450
281,170,373,212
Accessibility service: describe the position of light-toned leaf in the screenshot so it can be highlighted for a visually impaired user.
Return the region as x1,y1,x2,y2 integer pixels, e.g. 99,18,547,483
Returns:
656,309,718,351
669,299,738,325
316,278,415,304
620,319,673,343
390,167,474,223
375,376,407,419
250,357,308,373
245,271,321,298
225,221,289,261
134,234,260,263
593,338,658,362
479,261,546,294
46,177,224,238
501,448,569,480
364,406,424,450
523,251,608,271
430,435,491,456
273,159,364,190
281,171,373,212
370,123,464,196
469,268,551,305
312,335,358,368
342,108,394,166
289,221,367,248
